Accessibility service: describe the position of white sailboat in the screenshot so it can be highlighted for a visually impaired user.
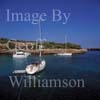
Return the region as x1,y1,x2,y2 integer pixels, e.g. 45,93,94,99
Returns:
57,35,72,56
25,19,46,74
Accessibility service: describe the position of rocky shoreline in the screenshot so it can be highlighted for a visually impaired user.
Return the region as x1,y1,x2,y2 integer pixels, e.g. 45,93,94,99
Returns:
0,49,87,55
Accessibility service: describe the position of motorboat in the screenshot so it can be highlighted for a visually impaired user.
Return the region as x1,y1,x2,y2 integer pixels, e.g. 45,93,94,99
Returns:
13,39,31,58
13,51,30,58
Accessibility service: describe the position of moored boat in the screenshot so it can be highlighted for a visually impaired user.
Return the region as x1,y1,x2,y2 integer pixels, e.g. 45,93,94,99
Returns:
57,35,72,56
13,51,29,58
26,19,46,74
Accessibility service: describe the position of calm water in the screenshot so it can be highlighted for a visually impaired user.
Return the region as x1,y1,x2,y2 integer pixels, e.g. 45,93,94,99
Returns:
0,51,100,100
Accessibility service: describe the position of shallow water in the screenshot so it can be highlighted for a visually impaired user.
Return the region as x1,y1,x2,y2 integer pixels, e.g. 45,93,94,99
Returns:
0,51,100,100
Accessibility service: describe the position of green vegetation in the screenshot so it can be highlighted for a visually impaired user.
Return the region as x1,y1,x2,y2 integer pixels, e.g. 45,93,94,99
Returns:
8,42,15,49
67,42,81,49
43,42,81,49
0,38,9,44
0,38,81,50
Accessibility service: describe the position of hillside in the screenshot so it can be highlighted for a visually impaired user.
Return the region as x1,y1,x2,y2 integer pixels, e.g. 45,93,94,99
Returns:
0,37,81,49
0,37,87,54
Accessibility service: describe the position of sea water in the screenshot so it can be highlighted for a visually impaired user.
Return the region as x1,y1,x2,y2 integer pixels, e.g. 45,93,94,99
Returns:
0,51,100,100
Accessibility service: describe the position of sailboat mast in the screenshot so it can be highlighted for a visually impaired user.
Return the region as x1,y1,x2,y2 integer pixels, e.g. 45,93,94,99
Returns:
38,19,42,60
65,35,67,53
39,19,42,42
15,40,17,53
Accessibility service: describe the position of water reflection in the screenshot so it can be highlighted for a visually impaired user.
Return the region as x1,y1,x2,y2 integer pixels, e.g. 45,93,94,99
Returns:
13,58,28,70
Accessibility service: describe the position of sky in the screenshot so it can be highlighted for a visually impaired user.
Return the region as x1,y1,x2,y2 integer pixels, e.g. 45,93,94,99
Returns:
0,0,100,48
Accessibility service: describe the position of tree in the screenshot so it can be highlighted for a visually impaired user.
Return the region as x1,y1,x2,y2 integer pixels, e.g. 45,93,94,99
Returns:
0,38,9,44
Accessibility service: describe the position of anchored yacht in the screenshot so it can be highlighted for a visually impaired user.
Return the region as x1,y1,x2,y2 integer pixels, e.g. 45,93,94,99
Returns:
26,19,46,74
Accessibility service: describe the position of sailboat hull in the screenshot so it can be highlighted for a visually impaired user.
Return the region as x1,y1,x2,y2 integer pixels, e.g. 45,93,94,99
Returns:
13,54,28,58
13,51,30,58
57,53,72,56
25,60,46,74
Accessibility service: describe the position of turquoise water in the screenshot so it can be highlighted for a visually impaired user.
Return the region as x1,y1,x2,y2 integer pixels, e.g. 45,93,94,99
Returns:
0,51,100,100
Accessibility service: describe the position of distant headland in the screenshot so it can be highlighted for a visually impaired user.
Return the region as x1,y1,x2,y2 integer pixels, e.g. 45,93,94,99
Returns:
87,48,100,51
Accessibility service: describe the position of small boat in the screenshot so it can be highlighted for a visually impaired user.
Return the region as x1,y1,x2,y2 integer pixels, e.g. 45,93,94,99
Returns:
13,70,26,74
57,52,72,56
57,35,72,56
13,51,29,58
13,40,31,58
25,19,46,74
